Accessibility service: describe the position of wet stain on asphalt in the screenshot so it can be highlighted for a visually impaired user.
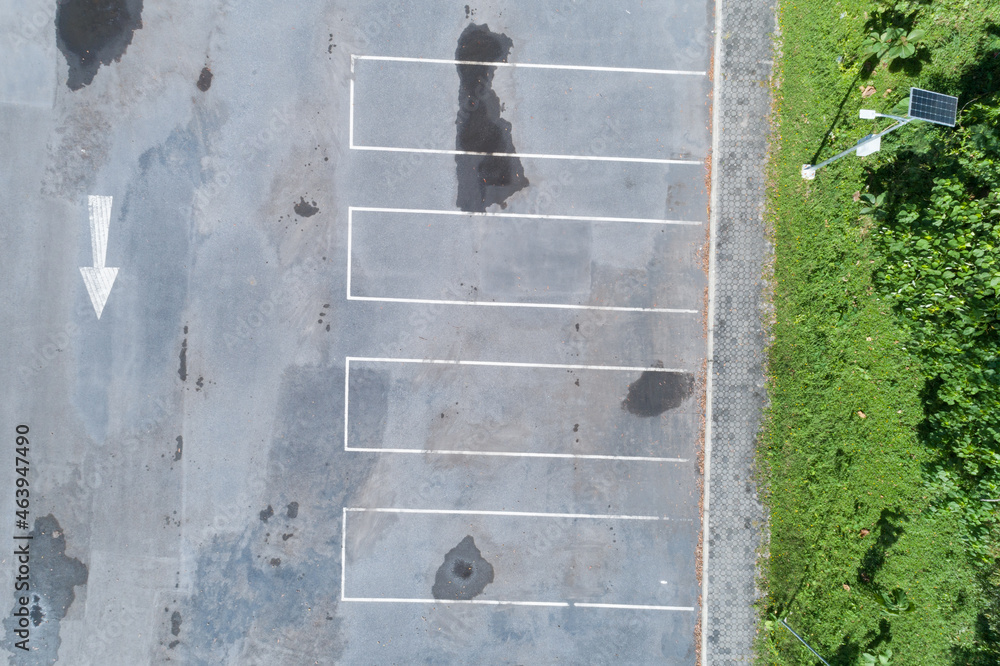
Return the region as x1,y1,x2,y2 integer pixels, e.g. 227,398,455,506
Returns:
286,502,299,519
174,435,183,461
178,337,187,381
29,596,43,626
432,535,494,600
1,516,87,661
56,0,144,90
259,505,274,522
622,364,695,417
196,67,213,91
294,197,319,217
455,23,528,212
170,611,182,636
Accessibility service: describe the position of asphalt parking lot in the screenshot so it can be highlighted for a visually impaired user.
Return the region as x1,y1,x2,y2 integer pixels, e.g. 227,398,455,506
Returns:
0,0,715,663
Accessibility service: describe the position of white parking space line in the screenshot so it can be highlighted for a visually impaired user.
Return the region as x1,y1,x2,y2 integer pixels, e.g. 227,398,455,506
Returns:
340,508,696,611
341,597,572,607
351,54,708,77
346,356,688,373
350,206,702,226
349,144,702,165
345,447,689,463
346,206,702,314
344,507,675,521
348,55,705,165
574,602,694,611
348,79,355,148
347,296,699,314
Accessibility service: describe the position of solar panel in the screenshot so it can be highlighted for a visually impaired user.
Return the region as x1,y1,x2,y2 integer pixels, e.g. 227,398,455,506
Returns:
908,87,958,127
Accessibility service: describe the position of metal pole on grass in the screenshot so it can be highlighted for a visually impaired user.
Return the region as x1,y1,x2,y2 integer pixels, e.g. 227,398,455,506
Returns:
801,87,959,180
778,618,832,666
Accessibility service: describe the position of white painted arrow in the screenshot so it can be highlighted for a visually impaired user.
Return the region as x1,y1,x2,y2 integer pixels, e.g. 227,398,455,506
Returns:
79,195,119,319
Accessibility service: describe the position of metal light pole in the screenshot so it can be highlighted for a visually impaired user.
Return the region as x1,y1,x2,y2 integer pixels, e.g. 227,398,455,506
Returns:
801,87,959,180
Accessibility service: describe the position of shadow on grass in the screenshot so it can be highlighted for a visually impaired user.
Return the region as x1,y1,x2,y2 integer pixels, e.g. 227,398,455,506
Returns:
827,619,893,666
950,607,1000,665
809,71,864,166
767,562,812,622
856,508,908,587
925,24,1000,111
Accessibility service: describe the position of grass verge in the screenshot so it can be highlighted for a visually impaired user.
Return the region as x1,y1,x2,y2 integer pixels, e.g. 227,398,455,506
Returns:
758,0,1000,663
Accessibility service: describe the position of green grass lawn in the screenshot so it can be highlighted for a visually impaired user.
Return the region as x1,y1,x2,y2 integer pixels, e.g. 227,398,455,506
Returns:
758,0,1000,663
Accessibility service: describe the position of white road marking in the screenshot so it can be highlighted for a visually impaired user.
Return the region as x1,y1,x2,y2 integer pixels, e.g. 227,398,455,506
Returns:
341,508,347,601
80,195,119,319
342,597,571,607
87,195,112,267
350,205,702,226
346,208,353,299
344,446,688,463
349,144,700,165
352,54,707,77
347,295,698,314
343,357,352,455
574,603,694,611
340,598,693,611
346,356,688,373
345,507,668,521
348,79,355,148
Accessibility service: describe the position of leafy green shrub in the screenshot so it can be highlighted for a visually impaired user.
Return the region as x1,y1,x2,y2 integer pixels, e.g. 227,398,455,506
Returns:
867,95,1000,562
862,27,926,63
861,647,894,666
875,588,915,615
859,191,888,220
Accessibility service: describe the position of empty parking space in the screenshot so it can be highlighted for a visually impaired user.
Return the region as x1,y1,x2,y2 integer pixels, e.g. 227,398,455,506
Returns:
344,357,699,461
347,207,704,312
350,152,709,222
341,508,697,609
350,56,709,163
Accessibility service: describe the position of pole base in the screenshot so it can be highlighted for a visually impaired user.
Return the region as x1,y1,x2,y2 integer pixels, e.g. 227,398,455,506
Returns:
801,164,816,180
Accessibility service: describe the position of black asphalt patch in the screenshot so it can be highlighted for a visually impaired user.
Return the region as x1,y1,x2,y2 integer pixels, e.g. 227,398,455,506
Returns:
56,0,144,90
622,367,695,417
196,67,213,91
432,535,495,600
294,197,319,217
